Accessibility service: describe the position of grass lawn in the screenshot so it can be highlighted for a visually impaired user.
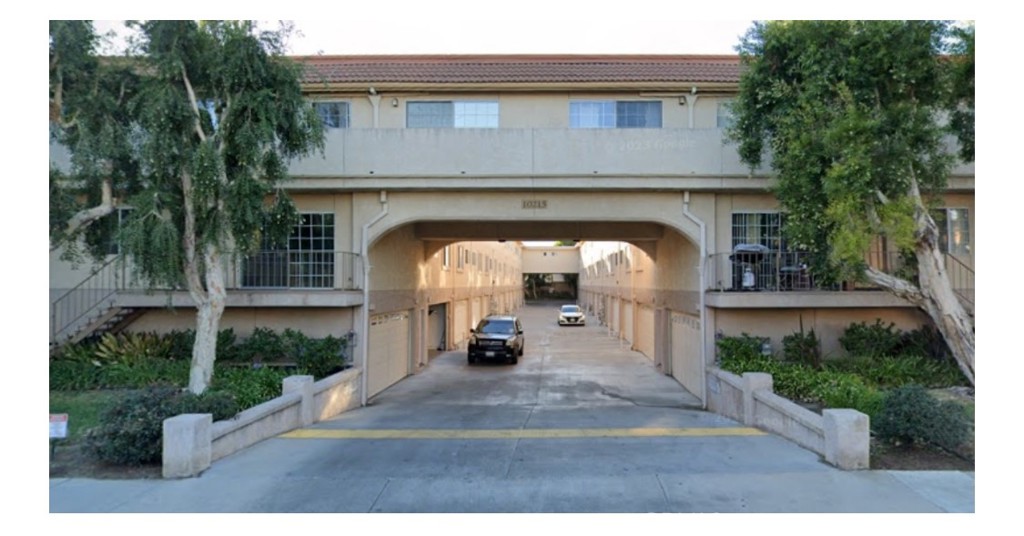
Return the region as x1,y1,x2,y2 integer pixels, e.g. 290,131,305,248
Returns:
49,390,127,444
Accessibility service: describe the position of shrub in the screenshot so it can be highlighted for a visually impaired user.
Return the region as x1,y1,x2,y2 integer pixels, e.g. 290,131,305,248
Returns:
810,372,884,419
49,360,105,391
873,384,971,453
898,324,952,361
88,386,238,466
93,332,172,364
716,333,768,363
235,327,285,364
211,365,291,410
297,335,348,378
824,355,967,389
782,319,821,369
839,319,903,357
165,329,196,360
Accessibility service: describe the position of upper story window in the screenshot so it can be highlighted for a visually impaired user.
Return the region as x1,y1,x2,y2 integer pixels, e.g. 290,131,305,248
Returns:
407,101,499,128
570,101,662,128
932,208,970,256
314,101,350,129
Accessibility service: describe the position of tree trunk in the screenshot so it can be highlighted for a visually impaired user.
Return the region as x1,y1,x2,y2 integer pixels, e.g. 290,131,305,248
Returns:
188,245,227,394
863,175,975,386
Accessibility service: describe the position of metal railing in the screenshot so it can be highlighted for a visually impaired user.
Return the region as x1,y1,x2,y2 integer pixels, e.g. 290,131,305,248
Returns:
51,256,125,343
235,250,361,291
51,250,363,343
707,250,836,292
945,254,974,309
707,249,974,302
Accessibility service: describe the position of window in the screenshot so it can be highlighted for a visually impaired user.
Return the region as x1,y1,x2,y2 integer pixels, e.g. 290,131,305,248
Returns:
96,207,132,255
242,213,335,289
407,101,499,128
457,246,465,271
717,100,734,129
443,246,451,270
314,101,350,128
932,208,970,256
570,101,662,128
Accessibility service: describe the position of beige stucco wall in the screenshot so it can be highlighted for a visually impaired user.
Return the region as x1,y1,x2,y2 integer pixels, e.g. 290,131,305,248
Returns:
127,307,356,339
522,246,580,274
711,307,931,359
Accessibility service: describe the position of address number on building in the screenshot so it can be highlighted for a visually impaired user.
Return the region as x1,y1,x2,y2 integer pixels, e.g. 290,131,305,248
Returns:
522,200,547,209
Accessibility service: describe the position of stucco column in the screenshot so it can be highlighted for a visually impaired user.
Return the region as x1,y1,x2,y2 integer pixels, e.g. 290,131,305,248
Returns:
823,409,870,470
741,372,773,426
283,375,315,427
163,414,212,479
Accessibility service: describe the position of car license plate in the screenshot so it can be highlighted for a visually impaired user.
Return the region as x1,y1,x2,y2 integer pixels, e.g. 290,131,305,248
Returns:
485,351,495,357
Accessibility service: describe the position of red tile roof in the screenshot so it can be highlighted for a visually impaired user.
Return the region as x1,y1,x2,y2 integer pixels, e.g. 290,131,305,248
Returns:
295,55,742,87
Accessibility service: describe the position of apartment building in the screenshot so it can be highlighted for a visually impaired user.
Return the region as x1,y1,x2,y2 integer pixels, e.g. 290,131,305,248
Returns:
49,55,974,402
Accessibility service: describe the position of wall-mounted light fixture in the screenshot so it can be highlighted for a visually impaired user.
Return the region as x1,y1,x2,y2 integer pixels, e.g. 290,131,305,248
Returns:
391,98,399,107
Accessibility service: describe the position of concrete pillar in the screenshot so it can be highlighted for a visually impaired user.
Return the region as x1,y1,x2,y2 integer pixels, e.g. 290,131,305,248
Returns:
283,375,315,427
823,409,870,470
741,372,773,426
163,414,212,479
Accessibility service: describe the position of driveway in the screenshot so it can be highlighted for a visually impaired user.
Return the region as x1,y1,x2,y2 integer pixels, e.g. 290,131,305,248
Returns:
50,305,974,513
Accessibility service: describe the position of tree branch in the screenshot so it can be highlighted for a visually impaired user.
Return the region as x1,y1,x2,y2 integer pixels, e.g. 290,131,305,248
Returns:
180,64,207,143
50,178,114,251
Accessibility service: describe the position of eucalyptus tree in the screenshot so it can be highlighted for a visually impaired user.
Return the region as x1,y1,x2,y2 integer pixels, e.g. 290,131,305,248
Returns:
49,21,324,393
728,21,975,384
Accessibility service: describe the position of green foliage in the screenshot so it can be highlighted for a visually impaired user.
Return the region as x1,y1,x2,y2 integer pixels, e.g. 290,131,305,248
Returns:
729,20,973,282
88,386,238,466
873,385,971,453
716,333,767,363
234,327,285,363
839,319,903,357
781,317,821,369
50,21,326,393
93,332,172,364
210,366,291,410
810,372,885,419
165,329,196,360
824,355,966,389
296,335,347,378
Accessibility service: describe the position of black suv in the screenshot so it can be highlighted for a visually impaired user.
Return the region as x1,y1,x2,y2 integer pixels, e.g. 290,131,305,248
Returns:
468,315,525,365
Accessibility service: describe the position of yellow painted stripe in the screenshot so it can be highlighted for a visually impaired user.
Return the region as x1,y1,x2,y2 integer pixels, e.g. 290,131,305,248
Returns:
279,427,766,440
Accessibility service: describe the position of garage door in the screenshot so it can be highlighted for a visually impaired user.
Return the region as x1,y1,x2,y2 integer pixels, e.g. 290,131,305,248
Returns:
454,300,468,347
471,298,482,328
622,299,634,343
671,312,702,399
367,311,410,398
636,305,655,360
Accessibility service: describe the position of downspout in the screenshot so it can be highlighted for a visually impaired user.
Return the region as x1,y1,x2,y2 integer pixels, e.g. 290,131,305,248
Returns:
360,190,388,406
681,191,708,408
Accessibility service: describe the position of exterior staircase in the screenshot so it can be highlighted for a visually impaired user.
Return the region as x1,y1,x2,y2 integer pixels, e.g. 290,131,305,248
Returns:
50,256,139,351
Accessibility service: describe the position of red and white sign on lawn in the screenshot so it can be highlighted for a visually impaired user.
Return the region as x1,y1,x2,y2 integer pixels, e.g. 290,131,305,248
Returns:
50,414,68,439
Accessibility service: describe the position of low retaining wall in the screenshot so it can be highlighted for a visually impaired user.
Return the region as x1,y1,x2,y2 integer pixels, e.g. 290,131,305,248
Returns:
705,366,869,470
163,368,362,478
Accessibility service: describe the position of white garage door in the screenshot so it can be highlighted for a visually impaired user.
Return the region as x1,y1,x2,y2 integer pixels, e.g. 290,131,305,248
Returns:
637,305,655,360
454,300,468,346
367,311,410,398
622,299,634,343
671,312,703,398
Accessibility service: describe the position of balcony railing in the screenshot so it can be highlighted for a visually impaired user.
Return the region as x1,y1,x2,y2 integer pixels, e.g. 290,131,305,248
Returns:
237,250,361,290
707,250,836,292
707,249,974,301
52,250,362,342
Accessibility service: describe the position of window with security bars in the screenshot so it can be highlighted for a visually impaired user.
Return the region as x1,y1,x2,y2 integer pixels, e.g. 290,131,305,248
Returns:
242,213,335,289
407,101,499,128
570,101,662,128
